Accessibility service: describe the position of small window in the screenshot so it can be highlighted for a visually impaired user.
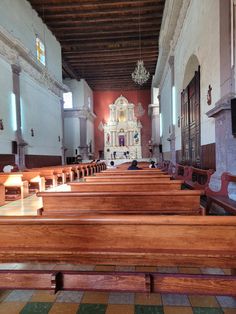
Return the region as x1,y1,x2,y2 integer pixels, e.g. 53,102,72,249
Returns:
36,37,46,66
88,96,91,109
63,92,73,109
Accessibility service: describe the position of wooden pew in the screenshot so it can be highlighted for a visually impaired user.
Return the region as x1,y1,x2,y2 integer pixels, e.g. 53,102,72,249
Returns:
0,173,28,200
69,180,184,193
0,184,5,206
28,168,58,188
37,190,203,215
96,169,163,176
22,171,45,192
85,175,172,183
0,215,235,295
206,172,236,215
184,166,215,193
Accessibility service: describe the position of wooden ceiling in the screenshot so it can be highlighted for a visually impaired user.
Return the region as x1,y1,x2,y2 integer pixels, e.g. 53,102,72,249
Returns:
28,0,165,90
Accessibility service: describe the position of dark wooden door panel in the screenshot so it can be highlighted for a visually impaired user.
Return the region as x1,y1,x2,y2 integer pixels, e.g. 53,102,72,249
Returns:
181,67,200,165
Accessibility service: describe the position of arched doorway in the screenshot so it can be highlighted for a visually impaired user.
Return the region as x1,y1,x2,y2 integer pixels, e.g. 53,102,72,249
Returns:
181,55,200,166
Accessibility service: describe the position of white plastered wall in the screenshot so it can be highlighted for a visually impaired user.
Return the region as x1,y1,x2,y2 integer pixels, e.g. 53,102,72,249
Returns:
159,0,220,151
160,68,172,153
20,72,62,156
63,79,95,158
0,58,14,153
0,0,62,82
0,0,64,158
64,117,80,157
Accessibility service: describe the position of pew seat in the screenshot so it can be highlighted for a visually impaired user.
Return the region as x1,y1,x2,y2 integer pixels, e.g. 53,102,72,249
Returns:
0,215,235,295
37,190,203,215
0,173,29,200
69,180,184,192
85,175,172,183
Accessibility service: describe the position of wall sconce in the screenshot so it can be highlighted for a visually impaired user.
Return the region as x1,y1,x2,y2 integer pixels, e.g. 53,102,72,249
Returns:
31,128,34,137
0,119,4,130
58,136,61,142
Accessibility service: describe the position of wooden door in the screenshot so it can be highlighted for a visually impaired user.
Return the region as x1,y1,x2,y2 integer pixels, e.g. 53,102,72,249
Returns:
181,67,200,165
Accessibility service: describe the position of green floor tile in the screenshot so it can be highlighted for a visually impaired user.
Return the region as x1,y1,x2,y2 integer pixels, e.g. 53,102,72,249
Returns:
135,305,164,314
193,307,224,314
20,302,53,314
77,303,107,314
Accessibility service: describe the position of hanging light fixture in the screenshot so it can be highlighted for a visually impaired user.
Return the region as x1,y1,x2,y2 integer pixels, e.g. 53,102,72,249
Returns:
131,5,150,85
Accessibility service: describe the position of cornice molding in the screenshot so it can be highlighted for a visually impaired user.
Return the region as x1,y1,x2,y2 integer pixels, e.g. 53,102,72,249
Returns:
152,0,190,88
206,93,236,118
0,25,69,97
64,108,96,121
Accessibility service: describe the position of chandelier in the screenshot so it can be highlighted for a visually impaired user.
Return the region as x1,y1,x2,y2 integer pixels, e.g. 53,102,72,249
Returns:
131,6,150,85
132,60,150,85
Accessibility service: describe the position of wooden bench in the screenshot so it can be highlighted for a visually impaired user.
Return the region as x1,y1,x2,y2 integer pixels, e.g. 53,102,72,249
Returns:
97,169,163,176
0,215,235,295
174,164,189,180
85,175,172,183
28,168,58,188
69,180,184,193
37,190,203,215
206,172,236,215
0,173,29,200
22,171,45,192
184,166,215,193
0,184,5,206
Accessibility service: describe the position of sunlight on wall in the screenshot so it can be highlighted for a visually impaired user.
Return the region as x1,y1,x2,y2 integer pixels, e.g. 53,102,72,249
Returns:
11,93,17,131
172,86,176,125
160,113,163,137
63,92,73,109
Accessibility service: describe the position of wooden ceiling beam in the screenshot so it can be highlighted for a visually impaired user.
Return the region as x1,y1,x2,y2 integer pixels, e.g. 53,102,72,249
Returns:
50,21,160,32
44,12,161,27
30,0,164,10
70,59,156,66
57,31,160,42
62,46,158,56
64,53,158,62
62,60,80,80
59,34,159,45
28,0,165,90
54,26,160,38
41,6,164,20
62,39,157,49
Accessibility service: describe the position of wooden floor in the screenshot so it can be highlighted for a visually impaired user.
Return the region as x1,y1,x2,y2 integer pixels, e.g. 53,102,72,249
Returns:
0,188,235,313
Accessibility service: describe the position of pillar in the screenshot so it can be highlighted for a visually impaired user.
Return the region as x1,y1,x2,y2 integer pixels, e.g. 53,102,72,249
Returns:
12,64,27,169
79,117,88,159
206,0,236,198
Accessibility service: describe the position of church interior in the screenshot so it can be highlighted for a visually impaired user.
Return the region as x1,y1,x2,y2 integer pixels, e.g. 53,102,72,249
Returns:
0,0,236,313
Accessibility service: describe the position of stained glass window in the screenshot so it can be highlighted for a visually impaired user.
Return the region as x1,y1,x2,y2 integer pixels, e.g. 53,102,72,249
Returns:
36,37,46,66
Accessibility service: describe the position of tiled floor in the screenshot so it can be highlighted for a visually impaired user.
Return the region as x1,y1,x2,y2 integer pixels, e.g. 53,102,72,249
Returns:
0,264,235,314
0,189,236,313
0,287,236,313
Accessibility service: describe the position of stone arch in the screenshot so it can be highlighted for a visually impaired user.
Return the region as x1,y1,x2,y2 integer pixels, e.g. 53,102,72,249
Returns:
182,54,200,89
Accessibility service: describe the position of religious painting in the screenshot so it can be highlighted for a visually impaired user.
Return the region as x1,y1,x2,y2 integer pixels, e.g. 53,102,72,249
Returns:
119,135,125,146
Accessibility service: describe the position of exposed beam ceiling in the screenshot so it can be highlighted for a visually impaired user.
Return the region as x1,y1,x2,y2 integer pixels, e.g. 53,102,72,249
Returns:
28,0,165,90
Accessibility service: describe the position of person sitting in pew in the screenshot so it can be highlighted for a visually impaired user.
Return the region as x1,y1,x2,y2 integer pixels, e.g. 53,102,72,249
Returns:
2,164,19,173
128,160,142,170
107,161,116,169
149,161,157,168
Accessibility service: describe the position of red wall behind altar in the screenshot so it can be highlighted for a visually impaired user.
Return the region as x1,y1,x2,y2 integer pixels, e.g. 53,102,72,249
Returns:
93,90,151,159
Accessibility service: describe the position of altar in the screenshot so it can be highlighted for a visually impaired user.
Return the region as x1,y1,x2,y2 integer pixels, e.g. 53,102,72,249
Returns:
104,95,142,160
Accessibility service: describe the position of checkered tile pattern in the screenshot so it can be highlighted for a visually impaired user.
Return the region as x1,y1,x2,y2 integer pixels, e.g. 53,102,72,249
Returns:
0,265,235,314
